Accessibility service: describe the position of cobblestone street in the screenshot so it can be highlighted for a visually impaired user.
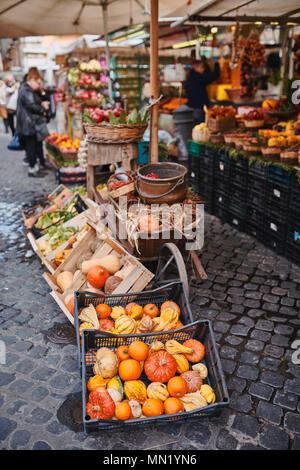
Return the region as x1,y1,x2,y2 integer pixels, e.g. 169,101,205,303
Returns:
0,130,300,450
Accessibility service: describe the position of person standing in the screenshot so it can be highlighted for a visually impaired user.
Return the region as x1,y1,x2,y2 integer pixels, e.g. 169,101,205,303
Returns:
4,74,18,136
185,57,220,125
16,69,50,177
0,80,8,132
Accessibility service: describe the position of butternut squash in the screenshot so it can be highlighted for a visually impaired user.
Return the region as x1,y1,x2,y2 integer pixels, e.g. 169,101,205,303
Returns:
56,271,74,292
81,254,120,275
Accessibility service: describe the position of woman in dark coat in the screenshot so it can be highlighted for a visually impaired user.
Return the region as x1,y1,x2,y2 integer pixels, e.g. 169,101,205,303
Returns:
17,69,50,177
185,57,220,125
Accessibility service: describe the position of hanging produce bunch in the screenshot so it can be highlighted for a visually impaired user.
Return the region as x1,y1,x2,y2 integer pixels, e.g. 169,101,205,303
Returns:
240,37,265,98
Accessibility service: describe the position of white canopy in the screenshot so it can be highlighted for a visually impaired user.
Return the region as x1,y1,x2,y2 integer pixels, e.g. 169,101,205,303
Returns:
169,0,300,25
0,0,191,38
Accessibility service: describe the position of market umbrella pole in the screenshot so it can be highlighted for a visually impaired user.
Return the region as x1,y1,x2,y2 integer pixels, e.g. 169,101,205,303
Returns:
101,1,113,101
149,0,159,163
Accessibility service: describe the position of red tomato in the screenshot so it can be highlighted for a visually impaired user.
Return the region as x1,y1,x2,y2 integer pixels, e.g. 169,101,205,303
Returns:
87,266,109,289
99,319,114,331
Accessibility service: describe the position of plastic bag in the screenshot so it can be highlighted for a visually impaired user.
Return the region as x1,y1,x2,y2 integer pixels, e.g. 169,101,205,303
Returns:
7,131,24,151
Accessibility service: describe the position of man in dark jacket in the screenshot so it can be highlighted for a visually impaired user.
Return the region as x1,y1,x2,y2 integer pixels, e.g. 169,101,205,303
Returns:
16,69,50,177
185,58,220,124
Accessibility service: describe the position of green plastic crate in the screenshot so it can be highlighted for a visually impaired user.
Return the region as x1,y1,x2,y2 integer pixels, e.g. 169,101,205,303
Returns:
188,140,204,157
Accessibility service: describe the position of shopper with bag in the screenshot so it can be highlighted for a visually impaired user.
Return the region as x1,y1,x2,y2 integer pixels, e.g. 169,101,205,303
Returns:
16,69,50,177
0,80,8,132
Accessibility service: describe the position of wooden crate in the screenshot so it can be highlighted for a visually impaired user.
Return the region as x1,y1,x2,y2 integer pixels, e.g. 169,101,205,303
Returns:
27,209,95,273
48,225,154,325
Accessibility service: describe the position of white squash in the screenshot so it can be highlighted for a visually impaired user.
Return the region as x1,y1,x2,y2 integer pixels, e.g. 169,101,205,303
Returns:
81,254,120,275
56,271,74,291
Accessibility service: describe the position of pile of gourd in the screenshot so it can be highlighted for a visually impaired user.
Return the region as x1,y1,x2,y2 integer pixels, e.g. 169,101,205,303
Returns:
85,338,216,421
79,301,184,336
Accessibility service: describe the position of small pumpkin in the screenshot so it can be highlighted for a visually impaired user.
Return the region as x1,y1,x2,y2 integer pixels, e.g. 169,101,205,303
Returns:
115,400,132,420
128,399,142,418
142,398,164,417
115,315,137,334
147,382,169,402
79,321,94,337
124,380,147,404
93,348,119,379
111,306,126,320
119,359,142,381
183,339,205,363
200,384,216,404
138,214,159,232
167,376,187,398
192,362,208,379
86,389,115,419
55,249,71,266
87,374,109,391
180,370,203,393
165,340,193,355
173,354,189,374
107,375,123,397
107,388,122,405
137,315,154,333
144,350,177,383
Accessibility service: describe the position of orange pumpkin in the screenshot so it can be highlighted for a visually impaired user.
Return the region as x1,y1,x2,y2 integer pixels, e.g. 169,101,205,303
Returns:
55,249,71,266
164,397,184,414
66,297,75,316
138,215,159,232
143,304,159,318
128,341,149,361
142,398,164,417
167,376,187,398
144,350,177,383
115,401,132,420
119,359,142,381
183,339,205,363
86,389,115,420
116,345,130,362
96,303,111,319
180,370,203,393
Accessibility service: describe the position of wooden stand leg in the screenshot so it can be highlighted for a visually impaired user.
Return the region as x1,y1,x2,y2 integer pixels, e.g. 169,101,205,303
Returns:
86,165,95,200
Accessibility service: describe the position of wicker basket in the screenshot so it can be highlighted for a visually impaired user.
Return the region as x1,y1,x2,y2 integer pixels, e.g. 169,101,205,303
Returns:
207,115,236,132
84,122,147,143
60,150,78,162
244,119,264,129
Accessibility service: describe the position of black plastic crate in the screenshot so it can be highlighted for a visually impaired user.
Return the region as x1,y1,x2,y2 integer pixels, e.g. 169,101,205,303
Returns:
246,208,264,240
230,154,248,172
248,159,268,179
74,281,194,373
214,191,229,210
248,175,266,193
214,205,229,223
230,167,248,189
247,186,266,211
265,182,290,213
215,178,230,195
81,320,229,433
227,213,247,232
264,215,287,243
263,232,286,255
290,185,300,215
198,153,215,176
267,163,295,189
214,149,231,181
286,210,300,249
285,242,300,266
228,198,248,219
230,183,248,203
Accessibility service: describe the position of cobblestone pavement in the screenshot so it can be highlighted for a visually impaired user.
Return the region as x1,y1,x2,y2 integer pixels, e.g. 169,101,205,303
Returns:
0,130,300,450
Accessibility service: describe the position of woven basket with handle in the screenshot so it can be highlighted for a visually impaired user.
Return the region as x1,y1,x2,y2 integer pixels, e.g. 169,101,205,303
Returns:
84,122,147,143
